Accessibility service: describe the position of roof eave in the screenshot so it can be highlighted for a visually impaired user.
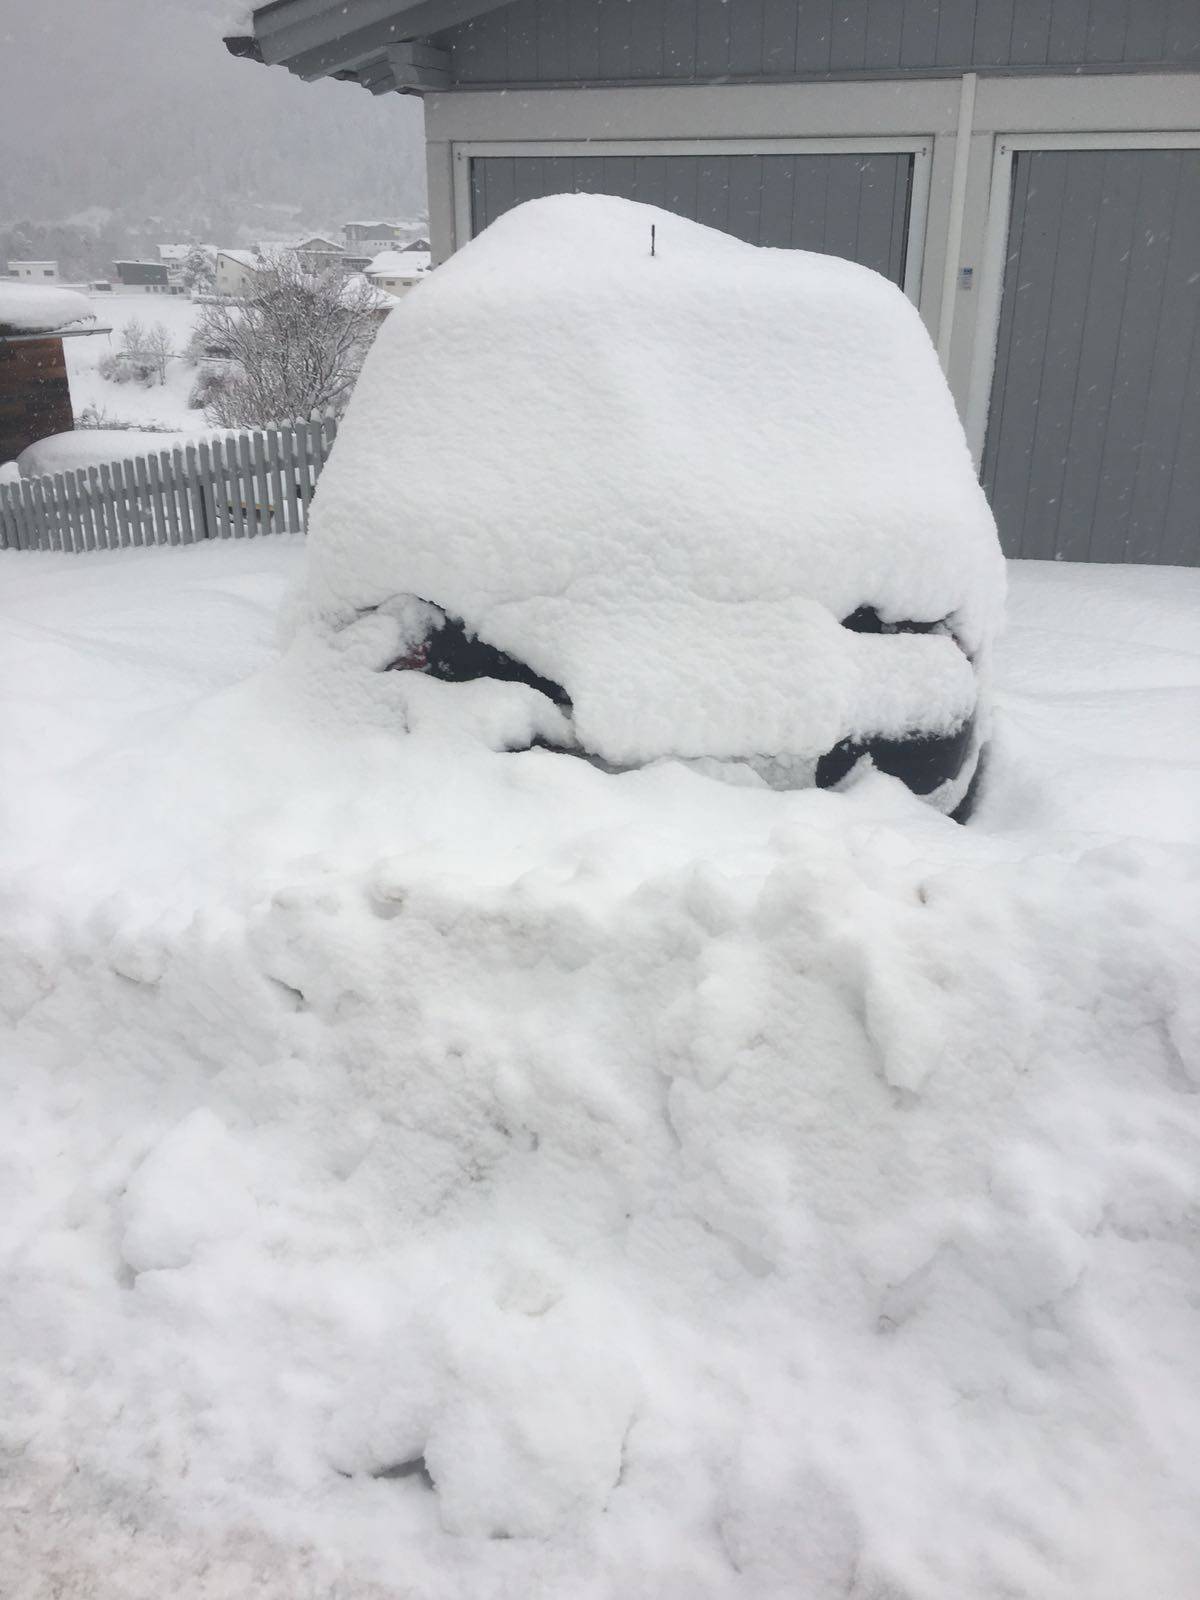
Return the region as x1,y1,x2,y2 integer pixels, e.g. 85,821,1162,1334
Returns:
223,0,514,94
0,324,110,342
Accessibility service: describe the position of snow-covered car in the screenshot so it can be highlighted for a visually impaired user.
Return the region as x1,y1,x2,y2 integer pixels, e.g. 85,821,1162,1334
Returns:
303,195,1005,817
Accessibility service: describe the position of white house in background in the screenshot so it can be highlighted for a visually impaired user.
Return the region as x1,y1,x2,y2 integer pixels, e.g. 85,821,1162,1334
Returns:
214,249,263,298
289,234,345,273
365,249,431,298
8,261,59,282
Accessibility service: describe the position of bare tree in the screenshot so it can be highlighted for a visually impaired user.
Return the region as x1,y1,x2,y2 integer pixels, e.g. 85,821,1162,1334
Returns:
98,317,155,385
193,254,384,428
143,322,174,385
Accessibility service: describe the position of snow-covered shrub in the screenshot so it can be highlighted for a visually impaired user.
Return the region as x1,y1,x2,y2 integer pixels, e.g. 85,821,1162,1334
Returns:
97,317,172,386
98,346,156,386
187,364,232,411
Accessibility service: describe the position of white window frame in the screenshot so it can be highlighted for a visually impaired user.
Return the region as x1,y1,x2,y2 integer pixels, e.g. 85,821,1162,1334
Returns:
964,128,1200,464
451,136,934,305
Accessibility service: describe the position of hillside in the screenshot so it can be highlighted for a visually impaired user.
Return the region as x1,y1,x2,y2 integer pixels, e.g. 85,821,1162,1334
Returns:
0,0,426,272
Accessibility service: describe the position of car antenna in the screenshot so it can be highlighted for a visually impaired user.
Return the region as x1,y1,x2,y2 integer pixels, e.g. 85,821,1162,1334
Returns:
650,224,656,258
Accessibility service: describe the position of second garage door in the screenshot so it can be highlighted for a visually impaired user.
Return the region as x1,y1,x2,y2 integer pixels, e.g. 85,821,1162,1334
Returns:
982,146,1200,566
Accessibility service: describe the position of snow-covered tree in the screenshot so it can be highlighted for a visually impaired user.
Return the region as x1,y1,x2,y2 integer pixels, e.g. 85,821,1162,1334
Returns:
193,255,383,427
181,245,216,294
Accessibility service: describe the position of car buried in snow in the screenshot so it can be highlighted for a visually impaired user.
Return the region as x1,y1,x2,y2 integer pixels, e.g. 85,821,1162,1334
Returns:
302,194,1007,818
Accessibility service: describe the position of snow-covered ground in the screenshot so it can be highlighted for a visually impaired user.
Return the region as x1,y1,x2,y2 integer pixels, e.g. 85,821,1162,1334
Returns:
1,541,1198,1599
64,291,209,434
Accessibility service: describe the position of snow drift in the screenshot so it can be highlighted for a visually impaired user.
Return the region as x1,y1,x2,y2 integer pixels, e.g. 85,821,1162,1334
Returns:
302,195,1005,771
1,544,1199,1600
0,279,95,335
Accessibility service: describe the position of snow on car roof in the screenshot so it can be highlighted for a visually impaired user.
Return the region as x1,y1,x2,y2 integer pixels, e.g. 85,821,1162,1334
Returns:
0,279,96,336
305,194,1005,767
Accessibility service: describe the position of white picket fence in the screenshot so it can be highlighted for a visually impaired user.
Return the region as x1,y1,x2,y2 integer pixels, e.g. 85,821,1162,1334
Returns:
0,416,338,552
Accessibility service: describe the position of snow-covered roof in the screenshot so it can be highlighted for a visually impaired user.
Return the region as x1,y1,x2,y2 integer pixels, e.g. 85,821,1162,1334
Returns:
0,280,96,336
306,194,1005,769
216,249,261,270
365,249,430,280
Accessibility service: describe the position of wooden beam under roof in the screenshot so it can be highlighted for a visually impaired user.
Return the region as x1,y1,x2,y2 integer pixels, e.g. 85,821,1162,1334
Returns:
386,41,452,90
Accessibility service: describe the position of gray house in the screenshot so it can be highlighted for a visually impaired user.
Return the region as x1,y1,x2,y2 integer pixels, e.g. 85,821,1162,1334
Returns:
227,1,1200,566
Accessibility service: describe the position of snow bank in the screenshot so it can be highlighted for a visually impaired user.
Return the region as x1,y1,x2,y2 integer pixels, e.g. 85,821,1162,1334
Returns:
0,278,95,334
1,545,1198,1598
17,428,199,479
304,195,1005,767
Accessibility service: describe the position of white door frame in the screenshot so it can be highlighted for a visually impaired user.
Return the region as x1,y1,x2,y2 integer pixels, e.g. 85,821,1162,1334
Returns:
451,135,934,305
964,129,1200,464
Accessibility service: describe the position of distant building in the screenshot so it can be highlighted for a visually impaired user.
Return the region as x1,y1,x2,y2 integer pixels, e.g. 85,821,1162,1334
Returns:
8,261,59,282
365,249,431,298
113,260,172,291
289,235,345,273
343,221,425,270
345,221,405,247
0,281,107,465
214,249,262,298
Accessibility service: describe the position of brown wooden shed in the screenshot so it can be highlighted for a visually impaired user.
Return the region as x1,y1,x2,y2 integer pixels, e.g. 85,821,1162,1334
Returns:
0,282,109,466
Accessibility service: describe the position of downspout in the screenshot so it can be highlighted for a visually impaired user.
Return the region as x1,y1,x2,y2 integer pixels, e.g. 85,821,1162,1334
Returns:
937,71,977,371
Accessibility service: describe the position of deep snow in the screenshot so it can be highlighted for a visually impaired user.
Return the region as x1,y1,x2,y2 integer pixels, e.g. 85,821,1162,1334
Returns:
0,280,95,334
1,540,1198,1600
63,291,212,436
16,427,203,479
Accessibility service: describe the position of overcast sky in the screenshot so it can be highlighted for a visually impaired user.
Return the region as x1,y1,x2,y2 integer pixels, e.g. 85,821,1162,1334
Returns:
0,0,427,231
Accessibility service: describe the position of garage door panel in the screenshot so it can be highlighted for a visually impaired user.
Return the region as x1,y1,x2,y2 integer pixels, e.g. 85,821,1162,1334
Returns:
757,156,799,248
726,154,766,245
469,150,915,285
984,146,1200,564
1118,150,1199,563
663,154,701,221
986,149,1072,559
1025,151,1106,562
696,155,734,234
1055,150,1148,562
1098,150,1181,562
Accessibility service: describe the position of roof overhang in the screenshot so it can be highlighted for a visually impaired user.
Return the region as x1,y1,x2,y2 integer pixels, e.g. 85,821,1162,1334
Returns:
224,0,514,94
0,325,111,343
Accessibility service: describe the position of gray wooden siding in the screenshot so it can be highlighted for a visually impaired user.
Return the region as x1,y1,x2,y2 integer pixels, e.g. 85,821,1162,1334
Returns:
439,0,1200,84
470,151,914,281
983,148,1200,564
